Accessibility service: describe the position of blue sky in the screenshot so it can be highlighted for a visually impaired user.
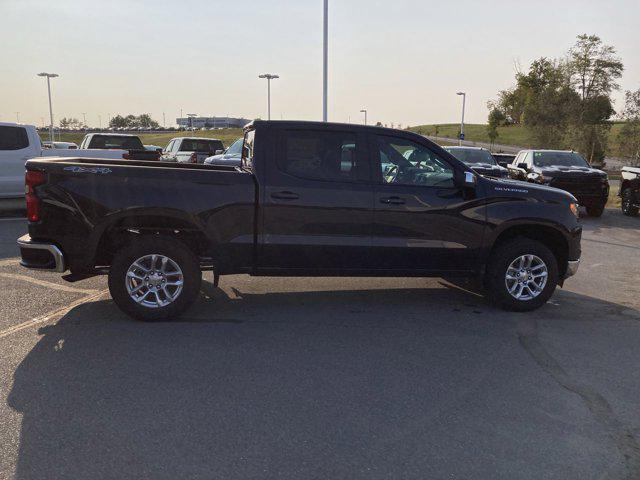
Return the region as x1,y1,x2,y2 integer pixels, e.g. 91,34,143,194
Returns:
1,0,639,127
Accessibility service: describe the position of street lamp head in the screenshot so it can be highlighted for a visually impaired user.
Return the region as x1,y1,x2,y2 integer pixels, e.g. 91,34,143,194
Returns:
38,72,59,78
259,74,279,80
360,109,366,113
456,92,465,96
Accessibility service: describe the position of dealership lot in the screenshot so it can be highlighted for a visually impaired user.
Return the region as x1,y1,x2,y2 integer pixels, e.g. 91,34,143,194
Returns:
0,211,639,479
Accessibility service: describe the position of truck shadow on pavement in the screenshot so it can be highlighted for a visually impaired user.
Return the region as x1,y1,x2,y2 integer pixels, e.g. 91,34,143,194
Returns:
7,284,640,479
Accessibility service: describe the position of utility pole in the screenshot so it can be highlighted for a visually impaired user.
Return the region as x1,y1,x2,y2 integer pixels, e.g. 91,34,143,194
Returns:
37,72,59,142
258,74,279,120
456,92,466,146
323,0,328,121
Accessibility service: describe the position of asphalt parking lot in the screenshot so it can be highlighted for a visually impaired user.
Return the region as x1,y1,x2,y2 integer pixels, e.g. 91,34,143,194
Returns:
0,210,639,480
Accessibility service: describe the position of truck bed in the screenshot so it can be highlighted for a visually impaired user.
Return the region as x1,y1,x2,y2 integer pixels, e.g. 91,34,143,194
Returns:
25,156,256,274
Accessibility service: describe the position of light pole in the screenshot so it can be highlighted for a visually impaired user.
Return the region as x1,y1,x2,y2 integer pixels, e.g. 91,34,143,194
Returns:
15,112,20,123
360,109,367,125
456,91,466,146
82,112,87,129
98,115,102,129
323,0,328,122
37,72,59,142
258,74,279,120
187,113,197,129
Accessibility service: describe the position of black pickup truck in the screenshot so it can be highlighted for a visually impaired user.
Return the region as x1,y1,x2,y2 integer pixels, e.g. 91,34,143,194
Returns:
507,150,609,217
18,121,582,320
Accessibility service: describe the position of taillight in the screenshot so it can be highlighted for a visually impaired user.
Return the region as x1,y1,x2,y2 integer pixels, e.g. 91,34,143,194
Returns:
25,170,45,222
190,152,198,163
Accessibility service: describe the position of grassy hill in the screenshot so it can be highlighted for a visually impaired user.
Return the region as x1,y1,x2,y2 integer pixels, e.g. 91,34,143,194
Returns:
408,123,626,155
38,129,244,149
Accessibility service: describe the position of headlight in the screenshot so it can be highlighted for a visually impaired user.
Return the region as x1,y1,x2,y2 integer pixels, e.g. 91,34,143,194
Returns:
569,202,579,218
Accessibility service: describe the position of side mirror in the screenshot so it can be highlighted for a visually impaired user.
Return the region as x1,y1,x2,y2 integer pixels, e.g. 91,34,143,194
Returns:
214,149,224,155
464,171,477,187
517,162,528,170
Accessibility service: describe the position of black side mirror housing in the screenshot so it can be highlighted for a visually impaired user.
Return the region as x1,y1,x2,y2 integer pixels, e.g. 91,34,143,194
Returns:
517,162,528,170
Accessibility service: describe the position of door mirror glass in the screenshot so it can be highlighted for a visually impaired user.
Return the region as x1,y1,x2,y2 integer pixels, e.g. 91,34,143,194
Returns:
464,171,477,187
517,162,528,170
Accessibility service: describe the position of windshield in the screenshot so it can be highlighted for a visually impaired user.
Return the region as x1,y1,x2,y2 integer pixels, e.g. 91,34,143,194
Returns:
446,148,496,165
227,138,243,155
533,151,589,167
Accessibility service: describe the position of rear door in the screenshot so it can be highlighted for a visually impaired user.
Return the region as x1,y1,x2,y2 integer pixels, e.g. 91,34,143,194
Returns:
259,126,374,271
370,133,485,273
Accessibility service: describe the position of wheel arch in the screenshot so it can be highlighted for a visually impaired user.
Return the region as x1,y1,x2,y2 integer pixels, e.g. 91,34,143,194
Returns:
90,208,211,267
488,222,570,278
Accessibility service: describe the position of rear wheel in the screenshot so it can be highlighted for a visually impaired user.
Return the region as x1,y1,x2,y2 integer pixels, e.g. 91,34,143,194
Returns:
485,238,559,311
108,236,202,321
621,189,639,217
586,203,605,217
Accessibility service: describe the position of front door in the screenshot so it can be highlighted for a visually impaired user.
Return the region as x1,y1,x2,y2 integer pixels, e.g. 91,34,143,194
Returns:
259,127,374,271
370,133,485,273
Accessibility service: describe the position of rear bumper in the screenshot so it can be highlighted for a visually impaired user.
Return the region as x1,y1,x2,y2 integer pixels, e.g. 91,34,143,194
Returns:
17,234,66,273
564,259,580,279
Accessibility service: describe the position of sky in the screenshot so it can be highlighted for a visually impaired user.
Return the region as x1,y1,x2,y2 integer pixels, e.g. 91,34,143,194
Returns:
1,0,639,128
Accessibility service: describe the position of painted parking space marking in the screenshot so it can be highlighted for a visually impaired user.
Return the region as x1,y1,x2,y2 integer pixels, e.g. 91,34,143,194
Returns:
0,272,99,294
0,289,108,339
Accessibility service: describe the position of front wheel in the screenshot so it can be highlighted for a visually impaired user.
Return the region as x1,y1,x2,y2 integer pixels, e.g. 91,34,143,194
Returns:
586,204,605,217
485,238,559,311
108,236,202,321
621,189,639,217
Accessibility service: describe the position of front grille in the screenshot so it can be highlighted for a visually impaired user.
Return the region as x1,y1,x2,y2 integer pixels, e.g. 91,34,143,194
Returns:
550,177,605,196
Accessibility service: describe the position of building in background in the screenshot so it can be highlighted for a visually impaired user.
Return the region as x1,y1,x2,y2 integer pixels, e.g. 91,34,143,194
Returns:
176,116,251,129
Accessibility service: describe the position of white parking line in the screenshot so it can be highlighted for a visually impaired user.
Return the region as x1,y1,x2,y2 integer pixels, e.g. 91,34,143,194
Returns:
0,259,20,267
0,289,108,339
0,272,99,294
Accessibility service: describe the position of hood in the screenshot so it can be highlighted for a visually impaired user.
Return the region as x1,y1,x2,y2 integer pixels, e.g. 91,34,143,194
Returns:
469,163,508,177
486,177,577,203
534,165,607,178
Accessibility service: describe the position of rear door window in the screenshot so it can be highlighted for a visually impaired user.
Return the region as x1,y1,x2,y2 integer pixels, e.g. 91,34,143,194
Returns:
278,129,369,183
0,126,29,150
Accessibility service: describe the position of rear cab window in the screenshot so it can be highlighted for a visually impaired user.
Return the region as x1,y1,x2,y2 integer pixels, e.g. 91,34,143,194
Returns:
89,135,144,150
0,126,29,150
179,139,223,153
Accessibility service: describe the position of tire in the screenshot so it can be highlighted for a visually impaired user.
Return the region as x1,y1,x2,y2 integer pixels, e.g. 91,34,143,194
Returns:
621,189,639,217
485,237,559,312
108,236,202,321
586,203,605,217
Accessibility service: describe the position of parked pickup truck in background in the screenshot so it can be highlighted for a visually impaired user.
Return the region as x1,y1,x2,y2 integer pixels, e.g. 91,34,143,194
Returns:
0,123,136,199
620,166,640,217
204,138,243,167
79,133,161,161
507,150,609,217
161,137,224,163
18,121,582,320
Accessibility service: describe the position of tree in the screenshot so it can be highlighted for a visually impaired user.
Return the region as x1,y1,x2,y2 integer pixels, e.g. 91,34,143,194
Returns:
487,108,504,146
617,89,640,165
565,34,623,164
59,117,83,129
109,114,160,129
